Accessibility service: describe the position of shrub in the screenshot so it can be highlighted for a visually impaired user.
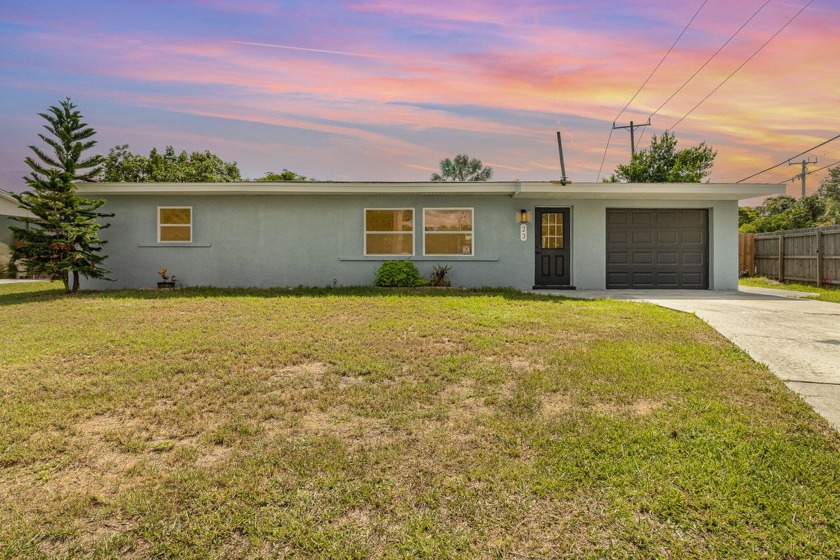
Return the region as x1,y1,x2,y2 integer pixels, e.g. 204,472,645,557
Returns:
374,260,427,287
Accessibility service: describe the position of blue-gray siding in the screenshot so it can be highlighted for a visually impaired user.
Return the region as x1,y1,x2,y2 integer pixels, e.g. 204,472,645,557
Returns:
1,215,17,269
83,195,740,291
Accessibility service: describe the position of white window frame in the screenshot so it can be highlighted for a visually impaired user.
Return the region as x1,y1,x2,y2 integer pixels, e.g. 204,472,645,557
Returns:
157,206,193,243
364,207,415,256
422,207,474,256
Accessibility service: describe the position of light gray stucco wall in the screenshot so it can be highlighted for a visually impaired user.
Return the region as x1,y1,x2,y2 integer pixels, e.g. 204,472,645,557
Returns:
1,216,17,272
566,199,739,290
84,195,740,291
88,195,532,290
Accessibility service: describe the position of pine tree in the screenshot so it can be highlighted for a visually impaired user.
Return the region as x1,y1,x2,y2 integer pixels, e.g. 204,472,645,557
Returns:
9,98,112,293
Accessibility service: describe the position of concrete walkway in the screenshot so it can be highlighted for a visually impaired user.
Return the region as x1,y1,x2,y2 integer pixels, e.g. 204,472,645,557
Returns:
0,279,48,284
540,287,840,430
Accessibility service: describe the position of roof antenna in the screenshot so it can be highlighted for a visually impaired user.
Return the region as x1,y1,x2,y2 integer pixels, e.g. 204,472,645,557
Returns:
556,131,568,185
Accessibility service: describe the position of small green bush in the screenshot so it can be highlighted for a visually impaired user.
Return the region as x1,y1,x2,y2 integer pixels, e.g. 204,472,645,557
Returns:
374,260,427,287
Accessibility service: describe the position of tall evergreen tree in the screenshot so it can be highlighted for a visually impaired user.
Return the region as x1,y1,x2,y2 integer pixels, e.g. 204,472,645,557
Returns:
10,98,111,293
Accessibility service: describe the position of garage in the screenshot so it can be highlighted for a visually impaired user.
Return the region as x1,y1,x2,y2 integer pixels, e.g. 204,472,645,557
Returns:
606,209,709,289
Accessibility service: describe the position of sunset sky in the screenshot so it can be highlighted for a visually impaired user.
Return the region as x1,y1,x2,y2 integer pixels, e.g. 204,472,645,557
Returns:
0,0,837,197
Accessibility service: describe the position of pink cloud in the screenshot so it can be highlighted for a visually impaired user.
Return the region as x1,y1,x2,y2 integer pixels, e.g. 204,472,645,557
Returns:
3,0,838,187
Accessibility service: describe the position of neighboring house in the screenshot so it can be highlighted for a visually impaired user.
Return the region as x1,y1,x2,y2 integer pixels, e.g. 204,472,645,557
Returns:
0,189,31,274
76,181,783,291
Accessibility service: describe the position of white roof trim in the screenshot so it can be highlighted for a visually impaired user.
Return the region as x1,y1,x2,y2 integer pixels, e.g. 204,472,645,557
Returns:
0,189,33,217
76,181,785,201
513,182,785,200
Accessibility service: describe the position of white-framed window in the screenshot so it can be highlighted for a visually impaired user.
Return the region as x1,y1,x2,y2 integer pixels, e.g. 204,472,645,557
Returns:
423,208,473,256
158,206,192,243
364,208,414,255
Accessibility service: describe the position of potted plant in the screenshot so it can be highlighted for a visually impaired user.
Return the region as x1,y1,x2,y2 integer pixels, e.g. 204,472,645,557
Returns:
157,268,177,289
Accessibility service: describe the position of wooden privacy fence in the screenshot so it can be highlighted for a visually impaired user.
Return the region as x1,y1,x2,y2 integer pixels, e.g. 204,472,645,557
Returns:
740,225,840,286
739,233,755,277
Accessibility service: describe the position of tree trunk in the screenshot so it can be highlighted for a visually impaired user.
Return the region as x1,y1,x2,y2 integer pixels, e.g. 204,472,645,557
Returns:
62,271,70,293
72,270,80,293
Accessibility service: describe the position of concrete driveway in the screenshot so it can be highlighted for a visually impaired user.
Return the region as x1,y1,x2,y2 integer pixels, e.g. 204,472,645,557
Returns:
545,287,840,430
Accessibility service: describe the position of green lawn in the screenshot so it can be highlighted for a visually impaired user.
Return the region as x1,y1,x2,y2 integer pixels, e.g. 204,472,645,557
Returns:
740,276,840,303
1,282,839,559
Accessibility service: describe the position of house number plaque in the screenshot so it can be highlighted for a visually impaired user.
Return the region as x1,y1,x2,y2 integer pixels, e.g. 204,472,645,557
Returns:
520,224,528,241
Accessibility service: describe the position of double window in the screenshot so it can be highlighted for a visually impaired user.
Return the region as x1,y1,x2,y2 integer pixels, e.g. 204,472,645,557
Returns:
364,208,474,256
158,207,192,243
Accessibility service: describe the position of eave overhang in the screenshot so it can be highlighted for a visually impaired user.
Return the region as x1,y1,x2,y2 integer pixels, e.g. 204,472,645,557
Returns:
76,181,785,201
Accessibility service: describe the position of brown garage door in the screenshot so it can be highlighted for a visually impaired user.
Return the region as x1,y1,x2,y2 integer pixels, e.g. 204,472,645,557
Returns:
606,209,709,289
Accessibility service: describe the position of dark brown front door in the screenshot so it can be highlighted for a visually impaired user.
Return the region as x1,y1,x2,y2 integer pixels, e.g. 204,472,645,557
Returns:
534,208,571,288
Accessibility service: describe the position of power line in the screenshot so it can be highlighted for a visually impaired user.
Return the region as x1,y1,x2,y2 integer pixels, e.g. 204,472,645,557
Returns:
596,127,614,182
598,1,707,181
614,0,709,122
648,0,771,122
777,160,839,184
598,0,709,181
669,0,814,130
736,133,840,183
636,126,648,147
821,144,840,158
629,0,770,155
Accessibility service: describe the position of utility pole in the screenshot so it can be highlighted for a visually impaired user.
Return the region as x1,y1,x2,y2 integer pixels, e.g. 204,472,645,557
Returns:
788,157,817,198
612,119,651,156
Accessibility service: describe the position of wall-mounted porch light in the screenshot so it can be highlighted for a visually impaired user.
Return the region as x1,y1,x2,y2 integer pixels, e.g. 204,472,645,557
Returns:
518,209,530,223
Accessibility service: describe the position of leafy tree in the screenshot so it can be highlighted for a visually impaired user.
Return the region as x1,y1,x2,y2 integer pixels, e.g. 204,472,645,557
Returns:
607,131,716,183
738,206,759,228
739,190,836,233
431,154,493,182
817,167,840,225
257,169,310,181
10,98,111,293
100,145,241,182
817,167,840,202
759,194,797,216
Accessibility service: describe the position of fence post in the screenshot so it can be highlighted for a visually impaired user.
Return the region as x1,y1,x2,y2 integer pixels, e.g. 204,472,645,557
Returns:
778,233,785,282
816,229,823,287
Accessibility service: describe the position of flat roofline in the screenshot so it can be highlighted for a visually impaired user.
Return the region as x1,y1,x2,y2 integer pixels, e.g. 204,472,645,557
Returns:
75,181,785,201
0,189,35,218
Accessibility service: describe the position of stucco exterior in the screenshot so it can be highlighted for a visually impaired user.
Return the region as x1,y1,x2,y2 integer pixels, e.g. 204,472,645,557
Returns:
0,216,14,272
75,181,783,291
0,190,30,273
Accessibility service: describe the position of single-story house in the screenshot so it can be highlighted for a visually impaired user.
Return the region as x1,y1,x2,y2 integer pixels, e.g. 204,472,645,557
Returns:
75,181,783,291
0,189,32,273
